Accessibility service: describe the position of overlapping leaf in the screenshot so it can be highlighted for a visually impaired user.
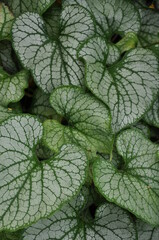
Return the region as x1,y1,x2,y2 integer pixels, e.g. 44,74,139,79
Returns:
0,105,21,123
144,97,159,128
0,115,88,230
93,129,159,225
12,6,94,93
78,36,159,132
30,89,60,122
0,68,28,107
0,230,23,240
137,219,159,240
43,86,113,154
0,41,18,74
0,3,14,40
22,192,136,240
137,6,159,46
2,0,56,16
63,0,140,38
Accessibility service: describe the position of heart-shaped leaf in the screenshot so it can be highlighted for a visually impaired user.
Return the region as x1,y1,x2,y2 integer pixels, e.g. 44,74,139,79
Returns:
93,129,159,226
0,3,14,40
12,6,94,93
0,68,29,107
144,97,159,128
63,0,140,38
0,115,88,231
136,219,159,240
78,36,159,132
2,0,56,16
0,105,21,123
43,86,113,154
22,191,136,240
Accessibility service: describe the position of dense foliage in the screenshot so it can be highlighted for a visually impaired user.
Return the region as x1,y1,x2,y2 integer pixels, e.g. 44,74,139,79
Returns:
0,0,159,239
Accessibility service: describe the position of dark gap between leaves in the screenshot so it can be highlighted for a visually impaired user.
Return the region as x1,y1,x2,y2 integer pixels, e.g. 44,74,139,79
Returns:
111,34,122,44
61,117,69,126
89,204,97,219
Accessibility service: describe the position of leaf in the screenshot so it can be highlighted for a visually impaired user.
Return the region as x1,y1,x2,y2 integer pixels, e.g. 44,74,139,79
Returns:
30,89,61,122
2,0,56,16
0,230,24,240
63,0,140,38
43,86,113,154
0,105,19,123
0,115,88,230
144,97,159,128
0,3,14,40
0,68,29,107
12,6,94,93
0,41,18,74
22,192,136,240
43,2,61,39
136,219,159,240
93,129,159,226
78,36,159,133
131,121,150,138
137,6,159,46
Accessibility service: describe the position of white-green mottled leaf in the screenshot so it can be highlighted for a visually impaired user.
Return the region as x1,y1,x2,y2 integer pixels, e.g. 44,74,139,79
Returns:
93,129,159,226
0,3,14,40
30,89,61,122
78,36,159,133
2,0,56,16
12,6,94,93
22,193,136,240
137,219,159,240
131,121,150,138
144,97,159,128
43,86,113,154
0,115,88,230
138,7,159,46
0,41,18,74
0,68,28,107
63,0,140,38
